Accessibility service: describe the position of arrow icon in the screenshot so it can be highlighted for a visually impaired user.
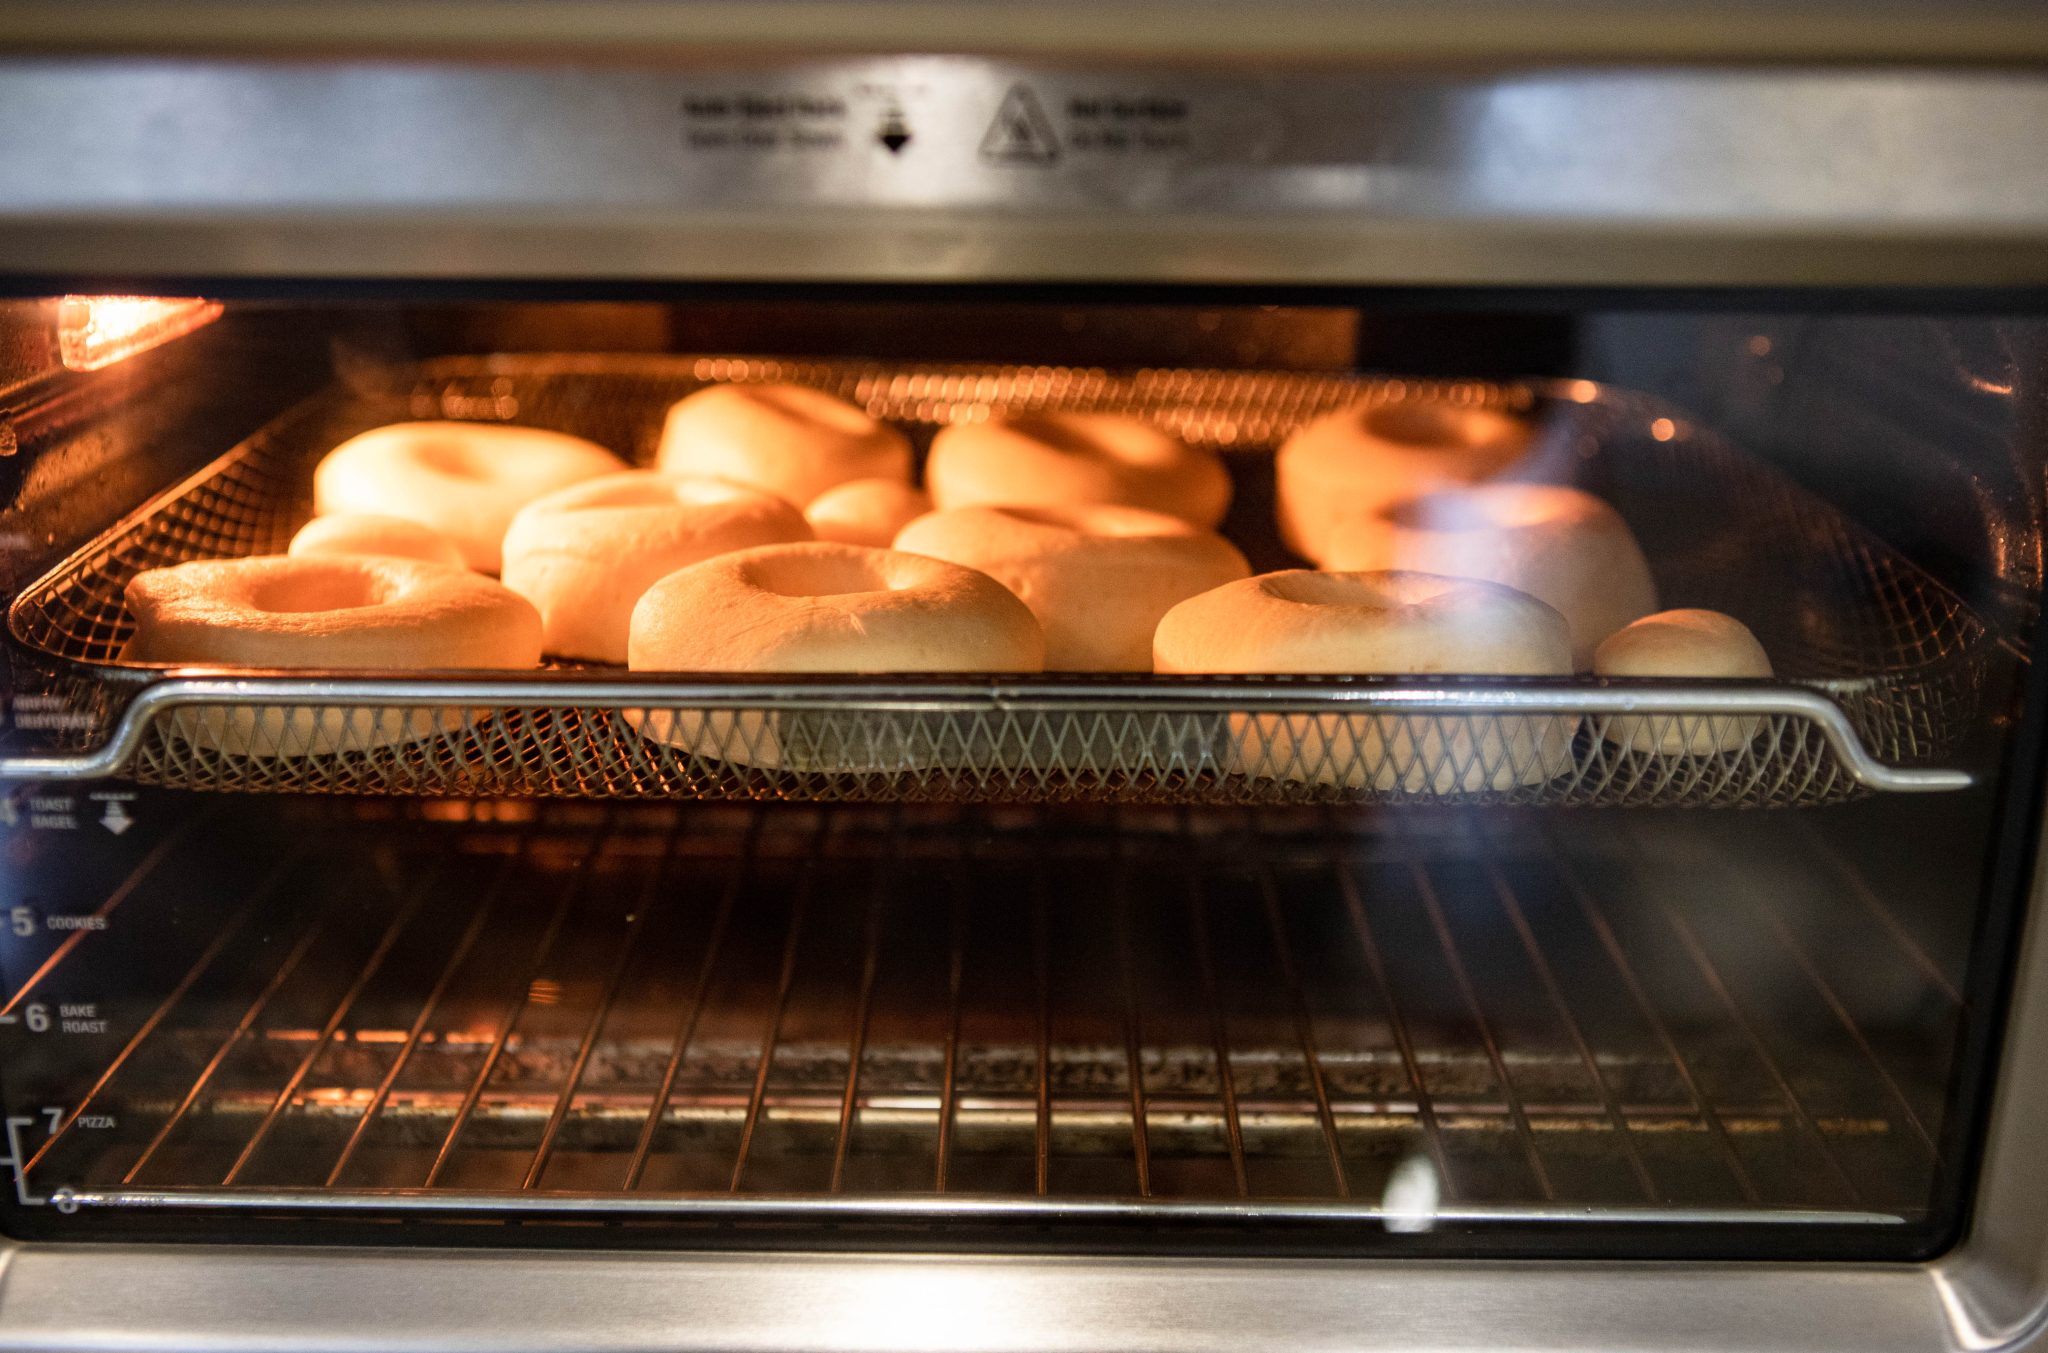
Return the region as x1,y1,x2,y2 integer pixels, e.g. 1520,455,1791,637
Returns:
99,801,132,835
877,111,912,154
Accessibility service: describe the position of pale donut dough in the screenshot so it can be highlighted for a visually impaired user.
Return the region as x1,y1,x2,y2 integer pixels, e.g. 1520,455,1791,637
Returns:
501,472,812,663
806,478,932,548
288,513,467,568
894,503,1249,671
656,384,912,506
1320,483,1657,669
627,542,1042,770
1595,608,1773,755
122,554,541,756
1153,569,1577,792
925,412,1231,528
1277,398,1533,563
313,422,625,573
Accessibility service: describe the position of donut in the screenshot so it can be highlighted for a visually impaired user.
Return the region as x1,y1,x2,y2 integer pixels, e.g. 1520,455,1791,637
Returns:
1318,483,1657,669
806,478,932,548
630,542,1042,673
122,554,541,756
312,421,626,573
1595,608,1774,755
288,513,467,568
894,503,1249,671
1153,569,1577,792
628,542,1042,771
501,472,812,663
1278,398,1533,563
925,412,1231,528
656,384,912,506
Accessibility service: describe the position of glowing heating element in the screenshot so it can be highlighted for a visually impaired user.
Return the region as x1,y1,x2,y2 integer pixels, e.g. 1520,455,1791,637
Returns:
57,296,223,372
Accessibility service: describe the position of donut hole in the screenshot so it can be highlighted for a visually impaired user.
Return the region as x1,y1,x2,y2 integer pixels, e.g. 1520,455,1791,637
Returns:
245,569,392,615
410,438,494,481
1259,570,1460,610
997,414,1176,467
1387,488,1563,533
1363,402,1523,453
744,551,896,599
745,384,878,435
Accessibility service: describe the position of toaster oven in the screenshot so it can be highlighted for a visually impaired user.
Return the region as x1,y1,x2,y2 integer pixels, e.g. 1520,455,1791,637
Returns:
3,6,2048,1350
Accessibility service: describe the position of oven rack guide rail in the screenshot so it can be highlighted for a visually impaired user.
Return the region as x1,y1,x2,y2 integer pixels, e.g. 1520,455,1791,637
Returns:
0,355,1995,809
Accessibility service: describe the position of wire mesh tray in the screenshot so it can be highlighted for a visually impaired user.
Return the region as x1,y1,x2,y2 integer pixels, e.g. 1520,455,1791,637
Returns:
0,354,1991,807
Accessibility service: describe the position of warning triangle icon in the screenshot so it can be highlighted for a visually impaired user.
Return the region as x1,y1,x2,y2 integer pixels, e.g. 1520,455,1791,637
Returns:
980,85,1060,165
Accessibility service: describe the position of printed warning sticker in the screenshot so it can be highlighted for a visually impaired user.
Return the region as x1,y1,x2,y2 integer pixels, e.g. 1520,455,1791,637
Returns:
979,85,1060,165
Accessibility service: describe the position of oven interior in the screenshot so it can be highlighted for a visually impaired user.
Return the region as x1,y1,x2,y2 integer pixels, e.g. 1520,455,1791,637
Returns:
0,294,2039,1260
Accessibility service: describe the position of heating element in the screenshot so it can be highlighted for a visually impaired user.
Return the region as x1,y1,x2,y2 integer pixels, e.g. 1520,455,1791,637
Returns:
0,796,1964,1251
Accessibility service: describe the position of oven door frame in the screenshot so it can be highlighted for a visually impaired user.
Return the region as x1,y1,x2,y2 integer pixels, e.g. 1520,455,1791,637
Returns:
3,40,2048,1352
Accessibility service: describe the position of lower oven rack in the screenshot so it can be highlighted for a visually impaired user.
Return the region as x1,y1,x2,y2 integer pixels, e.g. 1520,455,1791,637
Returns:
0,355,1992,808
7,801,1955,1246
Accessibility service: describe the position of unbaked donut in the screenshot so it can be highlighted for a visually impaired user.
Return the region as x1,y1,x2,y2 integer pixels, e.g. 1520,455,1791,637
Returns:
1154,569,1577,792
1277,398,1533,563
312,421,626,573
288,513,467,568
123,554,542,756
806,478,932,548
629,542,1042,673
656,384,912,506
1319,483,1656,669
501,472,812,663
1595,608,1773,755
925,412,1231,528
627,542,1043,771
894,503,1249,670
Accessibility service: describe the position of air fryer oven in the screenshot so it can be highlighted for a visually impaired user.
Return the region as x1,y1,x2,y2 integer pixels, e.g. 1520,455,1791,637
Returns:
2,26,2048,1353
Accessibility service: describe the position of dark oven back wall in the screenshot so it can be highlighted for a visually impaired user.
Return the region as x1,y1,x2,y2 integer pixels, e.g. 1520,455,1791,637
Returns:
1581,314,2048,631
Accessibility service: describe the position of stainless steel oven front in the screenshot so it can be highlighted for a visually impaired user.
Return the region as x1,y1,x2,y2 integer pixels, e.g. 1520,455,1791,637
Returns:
1,7,2047,1351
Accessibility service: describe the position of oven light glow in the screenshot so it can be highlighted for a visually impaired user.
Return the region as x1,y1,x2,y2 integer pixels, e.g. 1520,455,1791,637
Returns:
57,295,223,372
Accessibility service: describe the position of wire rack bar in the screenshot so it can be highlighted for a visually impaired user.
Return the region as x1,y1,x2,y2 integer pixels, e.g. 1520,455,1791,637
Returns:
1399,849,1558,1201
1112,841,1155,1198
1644,820,1942,1159
829,812,896,1195
1525,820,1762,1205
1600,830,1870,1207
621,813,759,1192
420,824,611,1189
120,884,343,1186
51,1184,1911,1227
222,859,434,1185
522,814,688,1189
1247,840,1352,1198
23,853,297,1179
1462,825,1659,1202
324,856,514,1188
932,854,970,1193
727,816,827,1194
0,812,205,1023
9,800,1962,1235
1183,824,1251,1199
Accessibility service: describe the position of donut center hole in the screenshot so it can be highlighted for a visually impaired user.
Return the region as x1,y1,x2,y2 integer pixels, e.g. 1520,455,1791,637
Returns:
1364,402,1518,452
999,415,1172,466
1386,493,1509,532
1388,488,1570,534
247,571,389,614
747,386,877,436
1261,570,1462,610
412,439,491,480
748,553,895,599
